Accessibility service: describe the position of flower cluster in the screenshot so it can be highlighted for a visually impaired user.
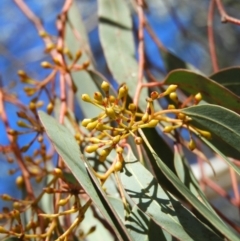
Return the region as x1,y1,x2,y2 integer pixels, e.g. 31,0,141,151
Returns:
81,81,211,181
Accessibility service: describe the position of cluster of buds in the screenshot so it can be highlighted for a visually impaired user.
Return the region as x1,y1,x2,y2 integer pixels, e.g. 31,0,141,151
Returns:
81,81,212,180
80,81,211,181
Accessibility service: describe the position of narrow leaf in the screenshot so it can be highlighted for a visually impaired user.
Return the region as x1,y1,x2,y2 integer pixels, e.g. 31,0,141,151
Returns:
182,104,240,164
98,0,148,110
120,150,223,241
125,205,172,241
164,70,240,113
210,67,240,97
38,111,127,241
139,129,238,241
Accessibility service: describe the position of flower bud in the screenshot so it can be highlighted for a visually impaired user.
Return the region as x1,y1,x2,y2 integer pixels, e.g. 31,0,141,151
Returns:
150,91,158,100
101,81,110,92
142,112,149,123
118,85,128,99
163,126,174,133
188,139,196,151
135,137,143,145
85,144,99,153
106,107,116,119
195,93,202,104
82,94,91,102
86,121,98,131
41,61,52,68
47,102,54,114
82,118,92,127
165,85,178,95
94,92,103,102
169,92,178,103
128,103,136,112
114,161,123,172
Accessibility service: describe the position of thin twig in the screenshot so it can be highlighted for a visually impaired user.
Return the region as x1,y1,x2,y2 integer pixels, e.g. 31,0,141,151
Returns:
208,0,219,72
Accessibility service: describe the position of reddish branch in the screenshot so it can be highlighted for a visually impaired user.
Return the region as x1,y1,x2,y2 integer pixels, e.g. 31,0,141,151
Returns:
0,90,34,198
215,0,240,25
207,0,219,72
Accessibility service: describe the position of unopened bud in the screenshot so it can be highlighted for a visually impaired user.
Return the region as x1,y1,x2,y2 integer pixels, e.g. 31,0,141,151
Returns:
82,118,92,127
16,176,24,189
165,85,178,95
150,91,158,100
106,107,116,119
169,92,178,103
114,161,123,172
188,139,196,151
86,121,98,131
142,112,149,123
118,85,128,99
101,81,110,92
47,102,54,114
94,92,103,102
85,144,99,153
135,137,143,145
163,126,174,133
128,103,136,112
82,94,91,102
41,61,52,68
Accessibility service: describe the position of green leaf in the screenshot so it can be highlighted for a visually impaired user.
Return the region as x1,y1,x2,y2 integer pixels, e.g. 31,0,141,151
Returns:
125,205,172,241
65,0,100,117
210,67,240,97
38,111,129,241
84,160,133,241
139,130,238,241
182,104,240,165
120,150,223,241
164,70,240,114
173,145,217,211
98,0,148,110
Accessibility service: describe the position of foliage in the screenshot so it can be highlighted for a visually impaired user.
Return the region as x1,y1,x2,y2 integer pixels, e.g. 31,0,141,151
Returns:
0,0,239,240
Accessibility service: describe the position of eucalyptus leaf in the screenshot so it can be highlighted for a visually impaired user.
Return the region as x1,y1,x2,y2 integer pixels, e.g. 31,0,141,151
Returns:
139,129,238,241
164,70,240,114
98,0,148,110
38,111,128,241
120,150,223,241
125,205,172,241
65,0,100,117
182,104,240,164
210,67,240,97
